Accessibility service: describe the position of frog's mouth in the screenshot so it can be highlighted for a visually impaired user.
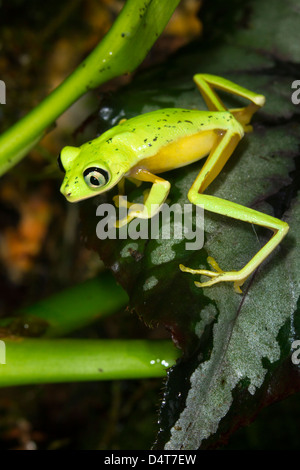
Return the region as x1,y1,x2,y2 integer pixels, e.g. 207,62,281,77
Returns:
59,177,86,202
59,177,112,202
60,187,95,203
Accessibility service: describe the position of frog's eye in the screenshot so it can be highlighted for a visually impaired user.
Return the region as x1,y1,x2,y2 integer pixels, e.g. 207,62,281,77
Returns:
57,153,65,173
83,167,110,189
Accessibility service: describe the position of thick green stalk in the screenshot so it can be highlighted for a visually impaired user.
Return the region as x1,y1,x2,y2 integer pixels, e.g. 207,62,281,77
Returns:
0,338,179,386
14,272,129,337
0,0,180,175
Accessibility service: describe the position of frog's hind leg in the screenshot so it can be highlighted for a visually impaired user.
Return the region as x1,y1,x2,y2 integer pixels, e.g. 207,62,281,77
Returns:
179,129,289,293
193,74,265,131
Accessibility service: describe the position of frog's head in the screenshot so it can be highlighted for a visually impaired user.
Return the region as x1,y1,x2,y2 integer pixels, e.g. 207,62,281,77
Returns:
58,144,128,202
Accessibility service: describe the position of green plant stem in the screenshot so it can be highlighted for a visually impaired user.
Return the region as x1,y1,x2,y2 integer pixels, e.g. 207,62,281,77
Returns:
14,272,129,337
0,0,180,176
0,338,179,387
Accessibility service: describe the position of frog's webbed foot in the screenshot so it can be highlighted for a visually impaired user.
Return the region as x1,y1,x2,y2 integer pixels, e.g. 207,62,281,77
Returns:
179,256,247,294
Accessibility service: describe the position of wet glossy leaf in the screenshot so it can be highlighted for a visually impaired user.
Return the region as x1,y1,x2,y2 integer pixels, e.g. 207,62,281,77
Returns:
81,0,300,449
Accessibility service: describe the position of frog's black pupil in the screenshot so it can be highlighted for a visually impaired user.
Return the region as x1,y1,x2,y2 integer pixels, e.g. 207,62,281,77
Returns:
84,167,109,185
90,175,100,186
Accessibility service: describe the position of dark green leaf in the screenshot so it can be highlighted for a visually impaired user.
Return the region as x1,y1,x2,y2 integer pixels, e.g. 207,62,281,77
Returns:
81,0,300,449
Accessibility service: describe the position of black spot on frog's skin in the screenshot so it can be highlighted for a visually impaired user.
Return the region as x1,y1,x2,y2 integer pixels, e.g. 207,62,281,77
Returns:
131,128,136,132
106,138,112,143
153,137,158,141
121,33,125,37
184,120,193,124
115,148,119,151
177,120,182,123
148,143,152,147
144,138,148,143
88,141,92,144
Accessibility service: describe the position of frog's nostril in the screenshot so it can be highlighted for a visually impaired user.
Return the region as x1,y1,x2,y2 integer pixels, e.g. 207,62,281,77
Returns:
67,192,72,197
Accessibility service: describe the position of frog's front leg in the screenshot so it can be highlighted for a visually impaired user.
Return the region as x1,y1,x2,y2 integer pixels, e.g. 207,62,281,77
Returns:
114,169,171,228
112,176,143,218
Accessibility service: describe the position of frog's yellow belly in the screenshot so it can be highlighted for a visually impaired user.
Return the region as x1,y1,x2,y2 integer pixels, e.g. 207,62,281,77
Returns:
140,129,221,174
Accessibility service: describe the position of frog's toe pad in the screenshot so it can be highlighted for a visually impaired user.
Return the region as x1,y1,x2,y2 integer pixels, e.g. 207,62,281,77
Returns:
180,257,246,294
194,276,244,294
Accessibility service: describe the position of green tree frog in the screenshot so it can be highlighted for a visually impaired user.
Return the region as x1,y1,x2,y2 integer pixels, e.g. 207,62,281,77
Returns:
58,74,289,293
